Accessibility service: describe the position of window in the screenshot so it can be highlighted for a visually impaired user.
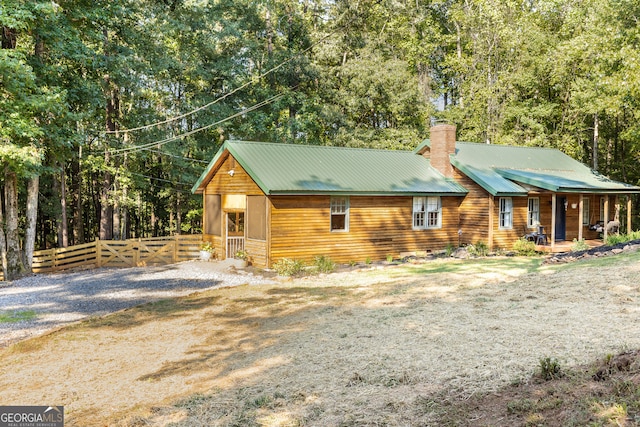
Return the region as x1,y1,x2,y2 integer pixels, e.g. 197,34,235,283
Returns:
527,198,539,228
330,196,349,231
582,198,590,225
413,197,442,229
205,194,221,236
247,195,266,240
499,197,513,229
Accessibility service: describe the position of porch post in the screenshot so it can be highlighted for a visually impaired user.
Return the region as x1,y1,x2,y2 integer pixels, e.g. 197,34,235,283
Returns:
615,195,620,222
628,195,633,233
578,194,583,241
551,193,556,252
603,196,610,240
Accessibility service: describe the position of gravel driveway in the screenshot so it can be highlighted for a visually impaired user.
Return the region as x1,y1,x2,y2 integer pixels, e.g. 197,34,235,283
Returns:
0,260,276,347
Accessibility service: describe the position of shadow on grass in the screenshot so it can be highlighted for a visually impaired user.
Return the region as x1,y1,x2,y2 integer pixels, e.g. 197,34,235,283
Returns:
74,294,224,330
384,256,544,277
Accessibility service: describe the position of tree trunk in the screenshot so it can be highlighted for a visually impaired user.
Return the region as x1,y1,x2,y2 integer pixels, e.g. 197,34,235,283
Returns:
176,194,181,235
24,176,39,270
4,169,25,280
59,167,69,247
2,26,17,49
71,152,84,245
0,185,6,276
593,112,599,171
113,193,121,240
455,20,464,109
101,28,116,240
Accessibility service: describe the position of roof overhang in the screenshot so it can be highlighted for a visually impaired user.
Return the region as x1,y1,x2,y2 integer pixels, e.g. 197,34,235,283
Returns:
451,158,528,196
496,169,640,194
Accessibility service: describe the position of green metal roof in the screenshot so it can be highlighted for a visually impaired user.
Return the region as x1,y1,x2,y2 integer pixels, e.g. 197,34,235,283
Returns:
192,141,468,196
418,140,640,195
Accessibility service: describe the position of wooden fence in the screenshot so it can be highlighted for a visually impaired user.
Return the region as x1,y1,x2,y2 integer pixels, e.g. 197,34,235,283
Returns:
30,235,204,274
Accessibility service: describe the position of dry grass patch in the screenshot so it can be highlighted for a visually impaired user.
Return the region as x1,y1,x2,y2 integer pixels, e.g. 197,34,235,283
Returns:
0,253,639,426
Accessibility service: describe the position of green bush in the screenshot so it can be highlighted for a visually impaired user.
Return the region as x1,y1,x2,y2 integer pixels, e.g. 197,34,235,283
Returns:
539,357,562,380
467,241,489,257
314,255,335,273
445,243,457,256
571,238,590,251
272,258,306,276
605,234,627,245
513,237,537,256
604,230,640,246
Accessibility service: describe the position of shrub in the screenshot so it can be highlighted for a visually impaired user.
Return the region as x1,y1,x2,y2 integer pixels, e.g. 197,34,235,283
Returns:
467,241,489,257
571,238,590,251
604,230,640,246
314,255,335,273
539,357,562,380
513,237,537,256
272,258,306,276
605,234,627,246
445,243,457,256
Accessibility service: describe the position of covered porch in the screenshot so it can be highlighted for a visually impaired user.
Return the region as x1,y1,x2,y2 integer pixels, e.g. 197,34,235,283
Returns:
545,193,634,252
536,238,603,254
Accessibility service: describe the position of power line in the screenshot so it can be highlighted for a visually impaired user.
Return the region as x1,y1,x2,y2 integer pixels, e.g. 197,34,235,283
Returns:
109,92,285,156
142,148,209,163
105,30,338,135
129,172,193,187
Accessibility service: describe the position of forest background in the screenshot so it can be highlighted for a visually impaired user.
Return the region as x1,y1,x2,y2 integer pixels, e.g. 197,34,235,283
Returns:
1,0,640,279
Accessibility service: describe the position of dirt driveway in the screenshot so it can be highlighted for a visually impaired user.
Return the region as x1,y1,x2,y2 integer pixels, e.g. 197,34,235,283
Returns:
0,260,274,347
0,255,639,426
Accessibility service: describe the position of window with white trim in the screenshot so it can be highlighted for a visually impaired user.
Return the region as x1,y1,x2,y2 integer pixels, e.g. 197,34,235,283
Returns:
582,198,590,225
330,196,349,231
527,197,539,228
499,197,513,229
413,197,442,229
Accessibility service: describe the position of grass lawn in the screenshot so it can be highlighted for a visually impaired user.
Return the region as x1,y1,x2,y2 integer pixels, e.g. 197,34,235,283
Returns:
0,253,639,426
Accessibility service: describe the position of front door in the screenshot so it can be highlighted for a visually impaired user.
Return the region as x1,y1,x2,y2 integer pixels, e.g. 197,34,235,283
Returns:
226,211,245,258
555,197,567,241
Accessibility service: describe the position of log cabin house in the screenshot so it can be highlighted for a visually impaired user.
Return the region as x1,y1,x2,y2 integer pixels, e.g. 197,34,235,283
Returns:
192,124,640,268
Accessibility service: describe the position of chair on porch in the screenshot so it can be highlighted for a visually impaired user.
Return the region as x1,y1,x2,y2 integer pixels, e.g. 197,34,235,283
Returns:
523,225,536,242
535,225,547,245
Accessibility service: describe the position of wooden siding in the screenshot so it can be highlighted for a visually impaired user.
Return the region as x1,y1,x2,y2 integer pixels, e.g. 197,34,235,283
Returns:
245,238,268,268
492,196,529,249
203,154,268,265
269,195,462,265
454,169,491,246
205,154,264,196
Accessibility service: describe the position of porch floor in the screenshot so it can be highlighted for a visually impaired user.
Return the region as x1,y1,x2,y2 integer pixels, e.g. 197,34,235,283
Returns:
535,239,603,254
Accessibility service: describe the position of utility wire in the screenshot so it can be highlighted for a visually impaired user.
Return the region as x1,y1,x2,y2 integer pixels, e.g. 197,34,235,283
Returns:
142,148,209,163
104,30,338,135
109,92,285,156
129,172,193,187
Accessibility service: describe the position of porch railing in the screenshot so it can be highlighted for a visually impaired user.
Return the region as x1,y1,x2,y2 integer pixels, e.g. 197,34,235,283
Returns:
227,236,244,258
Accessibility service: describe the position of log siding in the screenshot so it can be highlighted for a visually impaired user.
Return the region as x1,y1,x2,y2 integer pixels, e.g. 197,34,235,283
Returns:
269,195,462,264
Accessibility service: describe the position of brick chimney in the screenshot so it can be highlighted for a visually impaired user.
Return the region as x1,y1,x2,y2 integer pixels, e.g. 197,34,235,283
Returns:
424,124,456,178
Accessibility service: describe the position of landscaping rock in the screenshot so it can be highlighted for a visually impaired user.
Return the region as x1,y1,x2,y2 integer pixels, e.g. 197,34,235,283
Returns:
543,239,640,264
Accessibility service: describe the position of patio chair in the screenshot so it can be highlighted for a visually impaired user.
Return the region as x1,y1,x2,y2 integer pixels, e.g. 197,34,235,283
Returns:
535,225,547,245
523,226,536,242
